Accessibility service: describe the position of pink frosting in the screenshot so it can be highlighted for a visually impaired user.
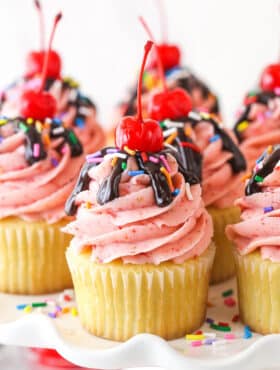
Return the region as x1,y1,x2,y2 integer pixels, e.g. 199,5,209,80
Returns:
239,100,280,169
187,120,245,208
1,77,105,154
63,154,213,264
0,128,84,223
226,165,280,262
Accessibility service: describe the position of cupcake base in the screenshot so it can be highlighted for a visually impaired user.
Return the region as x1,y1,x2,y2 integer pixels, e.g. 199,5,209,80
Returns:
66,243,215,341
207,206,240,284
234,249,280,334
0,217,73,294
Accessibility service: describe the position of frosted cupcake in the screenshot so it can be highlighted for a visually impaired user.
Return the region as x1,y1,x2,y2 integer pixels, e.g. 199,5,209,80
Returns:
63,41,215,341
0,58,84,294
227,145,280,334
0,3,105,154
233,63,280,170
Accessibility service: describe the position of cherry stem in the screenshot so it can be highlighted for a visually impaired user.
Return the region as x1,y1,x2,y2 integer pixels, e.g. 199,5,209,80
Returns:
39,12,62,92
155,0,168,43
137,40,153,122
34,0,45,51
139,16,168,92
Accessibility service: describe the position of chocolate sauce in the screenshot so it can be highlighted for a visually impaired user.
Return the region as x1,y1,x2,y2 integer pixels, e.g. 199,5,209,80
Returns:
245,145,280,195
97,158,123,205
187,114,247,174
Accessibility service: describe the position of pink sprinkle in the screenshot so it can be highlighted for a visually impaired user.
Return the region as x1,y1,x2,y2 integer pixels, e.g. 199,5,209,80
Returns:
61,145,68,154
87,157,103,164
224,333,236,340
257,112,265,123
149,156,159,164
191,340,202,347
160,155,171,172
33,143,40,158
224,297,236,307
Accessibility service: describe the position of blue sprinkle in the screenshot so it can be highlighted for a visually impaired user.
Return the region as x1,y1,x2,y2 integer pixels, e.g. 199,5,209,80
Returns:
256,154,265,164
206,317,214,324
172,189,180,196
209,134,220,143
0,136,3,143
265,110,273,118
75,116,85,128
128,170,145,176
165,66,182,78
53,118,62,125
48,312,57,319
264,206,274,213
16,304,27,310
204,338,216,345
243,326,252,339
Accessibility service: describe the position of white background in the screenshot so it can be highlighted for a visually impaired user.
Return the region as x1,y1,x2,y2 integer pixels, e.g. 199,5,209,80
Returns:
0,0,279,128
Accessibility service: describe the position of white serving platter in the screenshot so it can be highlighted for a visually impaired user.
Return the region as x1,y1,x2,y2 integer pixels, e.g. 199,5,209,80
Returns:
0,278,279,370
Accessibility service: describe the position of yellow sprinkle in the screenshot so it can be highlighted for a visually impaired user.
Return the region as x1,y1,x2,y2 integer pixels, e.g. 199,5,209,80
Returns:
62,307,70,314
186,334,205,341
71,308,78,316
184,125,192,137
267,145,273,154
35,121,43,132
160,166,174,192
164,131,177,145
237,121,249,132
26,118,34,125
200,112,210,120
23,305,32,313
85,202,91,209
111,156,118,167
124,146,136,156
0,119,7,125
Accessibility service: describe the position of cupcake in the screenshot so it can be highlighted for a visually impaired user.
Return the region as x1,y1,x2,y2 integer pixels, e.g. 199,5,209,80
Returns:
233,63,280,170
0,3,105,154
145,49,246,284
63,41,215,341
0,53,84,294
227,145,280,334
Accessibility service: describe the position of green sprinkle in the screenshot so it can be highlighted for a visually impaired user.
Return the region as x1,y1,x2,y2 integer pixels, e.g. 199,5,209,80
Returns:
210,323,231,332
19,122,29,133
248,91,257,97
254,175,264,183
69,131,78,144
32,302,47,308
222,289,233,297
160,121,166,128
121,162,127,170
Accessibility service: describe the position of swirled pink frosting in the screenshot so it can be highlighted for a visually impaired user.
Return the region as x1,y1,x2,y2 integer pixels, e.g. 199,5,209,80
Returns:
238,99,280,169
0,129,84,223
226,166,280,262
187,120,246,208
63,154,213,264
1,77,105,154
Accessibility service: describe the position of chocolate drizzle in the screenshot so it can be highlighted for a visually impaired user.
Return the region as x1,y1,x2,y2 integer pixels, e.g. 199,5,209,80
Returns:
65,144,200,216
245,145,280,195
187,112,247,174
233,91,277,142
0,117,83,165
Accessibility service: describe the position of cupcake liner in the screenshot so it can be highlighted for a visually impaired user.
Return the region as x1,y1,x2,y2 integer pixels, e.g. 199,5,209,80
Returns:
66,243,215,341
234,249,280,334
207,206,240,284
0,217,73,294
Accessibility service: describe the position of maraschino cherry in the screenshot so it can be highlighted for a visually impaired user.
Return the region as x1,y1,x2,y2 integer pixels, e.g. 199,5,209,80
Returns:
25,0,62,79
260,63,280,92
20,12,62,120
139,17,192,121
147,1,180,71
115,41,163,152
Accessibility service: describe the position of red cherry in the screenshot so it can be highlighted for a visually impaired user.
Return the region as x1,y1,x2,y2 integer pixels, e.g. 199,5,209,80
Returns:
115,41,163,152
149,43,181,71
260,63,280,92
20,90,56,120
30,348,78,368
25,50,61,79
148,87,192,121
115,116,163,152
